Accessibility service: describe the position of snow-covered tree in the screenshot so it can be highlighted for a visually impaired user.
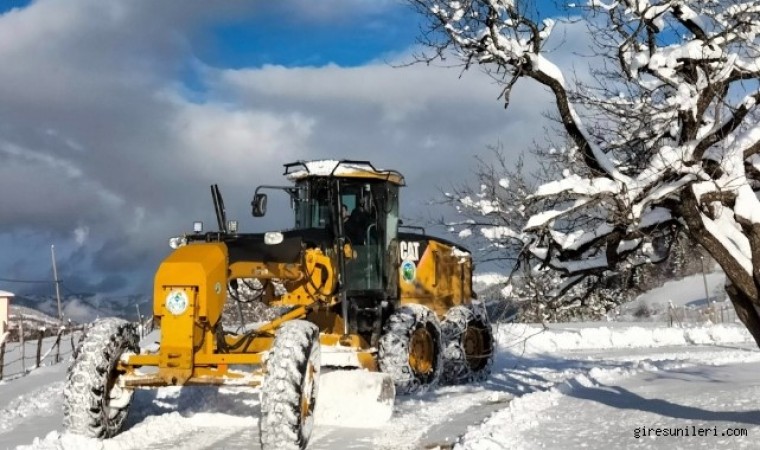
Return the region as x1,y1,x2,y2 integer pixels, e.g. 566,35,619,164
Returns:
444,146,643,321
412,0,760,344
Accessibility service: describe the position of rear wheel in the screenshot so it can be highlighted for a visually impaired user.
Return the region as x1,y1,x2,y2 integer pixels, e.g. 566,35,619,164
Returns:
378,304,443,394
63,318,139,438
259,320,320,450
440,303,494,384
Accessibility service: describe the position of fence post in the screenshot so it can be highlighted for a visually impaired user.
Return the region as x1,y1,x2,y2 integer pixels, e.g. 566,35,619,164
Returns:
35,329,44,368
0,340,5,380
19,319,25,373
55,328,61,363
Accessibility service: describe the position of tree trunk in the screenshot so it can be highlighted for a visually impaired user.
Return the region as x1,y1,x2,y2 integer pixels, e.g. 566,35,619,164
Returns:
725,283,760,348
681,189,760,348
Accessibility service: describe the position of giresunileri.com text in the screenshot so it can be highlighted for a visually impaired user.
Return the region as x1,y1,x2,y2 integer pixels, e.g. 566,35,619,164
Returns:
634,426,748,439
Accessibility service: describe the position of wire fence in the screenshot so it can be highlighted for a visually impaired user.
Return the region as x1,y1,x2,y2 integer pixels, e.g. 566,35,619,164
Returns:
668,302,738,327
0,314,156,383
0,321,86,381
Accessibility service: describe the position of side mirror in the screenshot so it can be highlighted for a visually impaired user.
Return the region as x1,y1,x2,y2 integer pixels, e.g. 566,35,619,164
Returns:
252,193,267,217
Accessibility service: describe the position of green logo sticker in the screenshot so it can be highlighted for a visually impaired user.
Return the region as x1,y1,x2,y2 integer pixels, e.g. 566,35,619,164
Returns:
401,260,416,283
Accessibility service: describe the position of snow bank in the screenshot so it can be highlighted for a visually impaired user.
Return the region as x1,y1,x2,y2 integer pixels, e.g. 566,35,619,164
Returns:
496,322,752,353
458,323,760,450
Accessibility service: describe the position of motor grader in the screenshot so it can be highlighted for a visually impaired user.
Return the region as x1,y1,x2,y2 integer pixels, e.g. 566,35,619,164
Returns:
62,160,494,449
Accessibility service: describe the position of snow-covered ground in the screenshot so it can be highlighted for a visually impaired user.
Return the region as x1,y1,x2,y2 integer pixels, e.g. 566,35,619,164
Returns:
1,274,758,449
615,272,728,322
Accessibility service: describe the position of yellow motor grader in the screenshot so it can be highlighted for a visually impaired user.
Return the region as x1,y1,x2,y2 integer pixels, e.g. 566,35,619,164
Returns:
62,160,494,449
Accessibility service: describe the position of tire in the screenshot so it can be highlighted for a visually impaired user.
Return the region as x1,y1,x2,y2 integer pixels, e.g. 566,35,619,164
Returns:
378,304,443,394
259,320,320,450
63,318,139,438
440,303,494,384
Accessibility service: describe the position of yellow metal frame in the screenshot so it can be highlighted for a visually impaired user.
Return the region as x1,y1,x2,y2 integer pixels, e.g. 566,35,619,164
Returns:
399,239,474,318
119,241,374,388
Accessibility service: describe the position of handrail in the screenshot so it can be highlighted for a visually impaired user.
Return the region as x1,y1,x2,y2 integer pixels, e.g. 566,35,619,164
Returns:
366,224,377,289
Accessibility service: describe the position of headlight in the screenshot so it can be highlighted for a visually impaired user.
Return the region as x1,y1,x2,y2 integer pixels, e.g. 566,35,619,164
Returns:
168,236,187,249
165,290,189,315
264,231,284,245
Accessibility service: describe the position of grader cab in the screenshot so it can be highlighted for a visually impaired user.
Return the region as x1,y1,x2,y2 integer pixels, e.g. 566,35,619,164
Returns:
62,160,494,449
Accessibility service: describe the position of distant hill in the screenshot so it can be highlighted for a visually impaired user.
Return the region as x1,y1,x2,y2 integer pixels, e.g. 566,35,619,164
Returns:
11,293,150,324
3,303,64,342
9,304,61,327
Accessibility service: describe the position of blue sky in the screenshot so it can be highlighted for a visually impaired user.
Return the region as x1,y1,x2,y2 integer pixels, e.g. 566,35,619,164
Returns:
203,6,421,68
176,2,424,97
0,1,423,67
0,0,582,309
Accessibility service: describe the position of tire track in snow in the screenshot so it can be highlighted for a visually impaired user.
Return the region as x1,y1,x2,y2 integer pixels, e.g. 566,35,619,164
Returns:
114,412,258,450
0,380,63,435
18,386,263,450
20,413,259,450
115,386,262,449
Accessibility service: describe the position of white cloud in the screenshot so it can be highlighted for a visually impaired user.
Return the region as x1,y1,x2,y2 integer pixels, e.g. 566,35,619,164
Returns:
170,100,315,182
73,226,89,246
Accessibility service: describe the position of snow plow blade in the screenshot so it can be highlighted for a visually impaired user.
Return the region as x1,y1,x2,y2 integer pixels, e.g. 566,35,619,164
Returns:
314,370,395,427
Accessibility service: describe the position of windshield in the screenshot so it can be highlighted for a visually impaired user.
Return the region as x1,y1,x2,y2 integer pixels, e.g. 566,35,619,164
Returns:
291,177,399,292
294,180,333,229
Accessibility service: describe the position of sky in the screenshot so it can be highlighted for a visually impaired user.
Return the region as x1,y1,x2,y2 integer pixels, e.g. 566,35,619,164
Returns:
0,0,588,299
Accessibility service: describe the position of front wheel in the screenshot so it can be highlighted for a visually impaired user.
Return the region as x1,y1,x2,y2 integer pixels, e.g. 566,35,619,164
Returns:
259,320,320,450
63,318,139,438
378,304,443,394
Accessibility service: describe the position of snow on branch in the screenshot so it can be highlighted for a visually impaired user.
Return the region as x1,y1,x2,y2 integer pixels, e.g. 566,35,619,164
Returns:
414,0,629,181
531,175,619,199
415,0,760,324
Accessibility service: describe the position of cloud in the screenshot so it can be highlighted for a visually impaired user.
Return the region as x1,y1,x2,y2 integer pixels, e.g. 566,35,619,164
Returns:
243,0,399,23
210,53,558,200
169,99,316,183
73,226,89,247
0,0,595,296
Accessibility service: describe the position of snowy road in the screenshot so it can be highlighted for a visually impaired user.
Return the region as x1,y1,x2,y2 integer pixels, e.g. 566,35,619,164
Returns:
1,323,758,449
460,343,760,449
525,360,760,449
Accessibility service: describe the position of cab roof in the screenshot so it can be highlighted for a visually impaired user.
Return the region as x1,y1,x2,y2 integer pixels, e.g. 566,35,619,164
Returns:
283,160,405,186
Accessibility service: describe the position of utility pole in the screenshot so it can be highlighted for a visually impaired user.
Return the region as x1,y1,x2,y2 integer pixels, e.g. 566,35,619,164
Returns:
700,254,713,323
700,255,710,307
135,304,143,337
51,245,63,321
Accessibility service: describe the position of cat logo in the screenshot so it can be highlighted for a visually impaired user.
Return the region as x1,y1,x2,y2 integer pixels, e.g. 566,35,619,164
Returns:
399,241,421,262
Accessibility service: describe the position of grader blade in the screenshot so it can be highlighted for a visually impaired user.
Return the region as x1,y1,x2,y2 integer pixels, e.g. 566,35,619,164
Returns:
314,370,395,427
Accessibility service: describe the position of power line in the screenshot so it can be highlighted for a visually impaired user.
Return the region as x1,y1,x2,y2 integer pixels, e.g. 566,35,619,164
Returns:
0,277,55,284
61,283,145,301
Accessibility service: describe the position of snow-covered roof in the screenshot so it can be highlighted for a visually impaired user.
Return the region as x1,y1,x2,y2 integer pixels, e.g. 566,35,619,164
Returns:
0,290,14,298
284,160,405,186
